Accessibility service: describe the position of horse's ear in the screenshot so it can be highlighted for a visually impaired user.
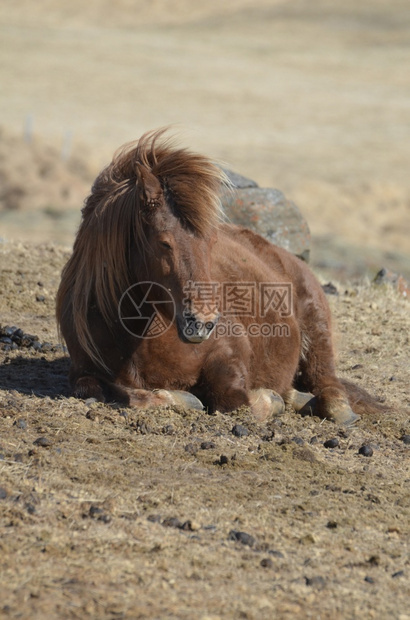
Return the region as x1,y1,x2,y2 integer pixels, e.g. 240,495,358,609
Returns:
136,163,163,210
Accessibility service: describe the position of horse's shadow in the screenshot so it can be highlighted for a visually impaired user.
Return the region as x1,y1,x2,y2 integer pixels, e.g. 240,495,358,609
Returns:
0,355,71,399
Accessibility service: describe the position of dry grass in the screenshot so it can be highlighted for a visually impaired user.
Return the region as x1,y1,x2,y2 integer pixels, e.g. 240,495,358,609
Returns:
1,1,410,616
0,0,409,263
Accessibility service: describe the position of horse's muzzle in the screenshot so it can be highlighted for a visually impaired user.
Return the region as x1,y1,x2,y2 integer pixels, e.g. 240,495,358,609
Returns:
177,312,219,344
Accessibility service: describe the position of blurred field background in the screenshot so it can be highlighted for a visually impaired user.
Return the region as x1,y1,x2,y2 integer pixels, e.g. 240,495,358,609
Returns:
1,0,409,279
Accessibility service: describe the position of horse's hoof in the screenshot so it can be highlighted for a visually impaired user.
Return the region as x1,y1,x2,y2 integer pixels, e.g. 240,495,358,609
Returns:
156,390,204,411
299,394,361,426
285,388,314,411
249,389,285,422
324,401,361,426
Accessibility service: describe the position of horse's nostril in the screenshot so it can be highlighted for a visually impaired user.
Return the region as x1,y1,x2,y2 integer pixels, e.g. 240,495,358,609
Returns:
205,314,219,332
205,312,219,326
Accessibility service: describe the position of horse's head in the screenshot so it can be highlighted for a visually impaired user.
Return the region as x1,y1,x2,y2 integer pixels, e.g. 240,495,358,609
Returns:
62,130,228,366
135,161,221,344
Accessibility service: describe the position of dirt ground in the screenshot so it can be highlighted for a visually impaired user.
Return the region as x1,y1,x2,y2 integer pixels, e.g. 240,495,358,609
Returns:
0,241,409,620
1,1,410,618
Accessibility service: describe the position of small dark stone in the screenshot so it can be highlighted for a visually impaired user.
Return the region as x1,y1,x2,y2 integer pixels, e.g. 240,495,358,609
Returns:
366,493,380,504
309,436,319,445
228,530,255,547
180,520,194,531
0,336,13,345
147,514,161,523
25,333,38,342
13,328,24,339
32,341,42,351
162,424,174,435
98,513,111,524
162,517,183,529
367,555,380,566
33,436,52,448
89,505,104,518
135,420,152,434
232,424,249,438
322,282,339,295
184,443,198,455
338,428,349,439
0,487,8,499
200,441,216,450
364,576,375,584
401,434,410,445
26,503,36,514
13,418,27,430
323,438,339,449
305,576,326,589
392,570,404,578
359,445,373,457
292,436,304,445
202,524,217,531
89,505,111,522
260,558,273,568
326,520,338,529
268,549,284,558
36,294,45,302
14,453,24,462
3,326,16,337
219,454,229,465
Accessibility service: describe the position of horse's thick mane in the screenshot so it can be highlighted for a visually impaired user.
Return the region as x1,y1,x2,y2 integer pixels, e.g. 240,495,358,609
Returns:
56,128,228,369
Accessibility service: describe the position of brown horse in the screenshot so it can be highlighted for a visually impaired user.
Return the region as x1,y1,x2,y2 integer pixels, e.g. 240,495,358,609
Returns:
56,129,379,425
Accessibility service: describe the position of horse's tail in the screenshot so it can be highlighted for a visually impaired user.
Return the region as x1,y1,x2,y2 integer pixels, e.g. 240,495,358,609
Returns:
341,379,388,415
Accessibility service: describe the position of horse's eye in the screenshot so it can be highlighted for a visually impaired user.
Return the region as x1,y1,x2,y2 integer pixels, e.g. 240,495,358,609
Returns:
160,241,172,251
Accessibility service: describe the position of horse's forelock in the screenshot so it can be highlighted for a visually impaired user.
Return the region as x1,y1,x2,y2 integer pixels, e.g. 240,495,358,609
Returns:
117,129,229,232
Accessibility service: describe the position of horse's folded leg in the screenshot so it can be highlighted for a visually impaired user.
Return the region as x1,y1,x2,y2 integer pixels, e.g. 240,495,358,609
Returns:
284,388,314,411
299,387,361,426
128,388,204,411
249,389,285,423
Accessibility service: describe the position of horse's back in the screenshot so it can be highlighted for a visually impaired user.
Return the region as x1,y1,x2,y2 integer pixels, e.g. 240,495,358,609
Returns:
217,222,329,323
217,223,310,284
